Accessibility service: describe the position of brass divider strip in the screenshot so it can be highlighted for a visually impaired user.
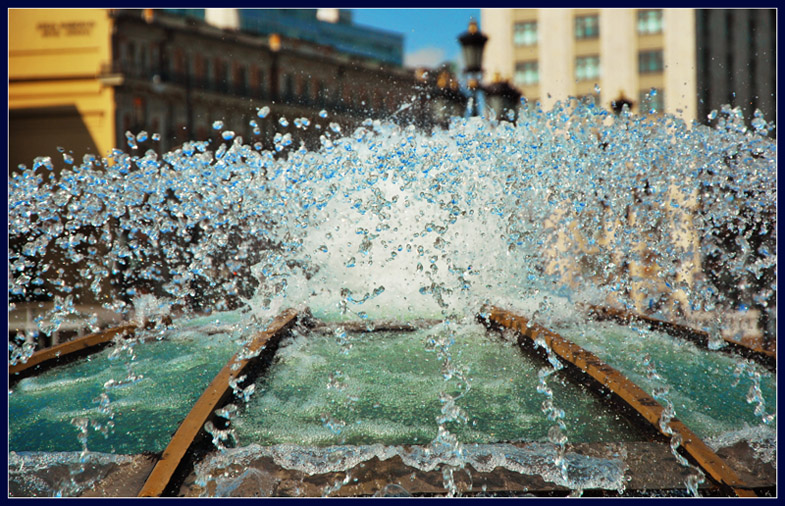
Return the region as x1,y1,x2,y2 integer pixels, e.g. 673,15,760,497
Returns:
582,304,775,370
9,323,138,378
137,308,299,497
481,305,756,497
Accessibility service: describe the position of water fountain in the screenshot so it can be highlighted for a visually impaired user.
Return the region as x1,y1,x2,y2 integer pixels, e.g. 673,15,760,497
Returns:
8,96,776,496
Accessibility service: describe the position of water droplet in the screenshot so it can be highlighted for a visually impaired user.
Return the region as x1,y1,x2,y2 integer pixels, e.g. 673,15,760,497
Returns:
125,130,137,149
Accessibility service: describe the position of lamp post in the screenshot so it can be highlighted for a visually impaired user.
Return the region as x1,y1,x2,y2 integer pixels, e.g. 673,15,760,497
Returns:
433,66,468,127
458,19,487,117
269,33,281,102
484,73,522,122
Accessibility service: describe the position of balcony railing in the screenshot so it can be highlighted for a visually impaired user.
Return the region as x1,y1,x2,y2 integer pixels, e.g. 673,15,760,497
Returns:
101,61,401,117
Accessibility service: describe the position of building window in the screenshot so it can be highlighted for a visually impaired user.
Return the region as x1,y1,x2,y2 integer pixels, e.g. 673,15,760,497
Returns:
214,59,226,93
132,96,145,128
173,48,186,83
302,79,311,104
151,45,160,71
639,89,664,113
513,21,538,46
234,64,247,96
638,50,664,74
575,55,600,81
316,80,326,107
205,58,214,88
514,60,539,86
637,9,663,34
226,63,233,93
122,41,138,77
194,55,206,88
125,41,136,64
140,43,148,71
253,67,266,97
575,15,599,39
283,74,294,101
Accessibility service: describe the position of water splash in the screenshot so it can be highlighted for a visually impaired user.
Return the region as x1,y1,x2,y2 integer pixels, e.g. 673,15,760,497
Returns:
732,361,776,426
192,442,628,496
643,353,706,496
8,98,776,496
12,99,774,328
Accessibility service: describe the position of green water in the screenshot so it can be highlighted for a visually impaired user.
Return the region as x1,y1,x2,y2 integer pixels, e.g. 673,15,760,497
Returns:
554,320,776,439
10,318,771,456
8,330,238,454
232,322,646,446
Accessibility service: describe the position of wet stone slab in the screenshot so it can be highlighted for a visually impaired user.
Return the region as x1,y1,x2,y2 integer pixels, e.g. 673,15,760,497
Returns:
177,440,773,497
79,454,158,497
714,440,776,489
7,440,773,496
8,451,156,497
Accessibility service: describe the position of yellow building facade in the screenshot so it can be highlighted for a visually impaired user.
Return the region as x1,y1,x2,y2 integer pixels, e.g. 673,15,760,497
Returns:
9,9,117,172
9,8,429,175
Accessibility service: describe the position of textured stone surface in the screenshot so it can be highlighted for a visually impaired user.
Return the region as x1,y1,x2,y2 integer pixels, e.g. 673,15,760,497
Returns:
715,440,776,488
178,440,774,497
80,454,157,497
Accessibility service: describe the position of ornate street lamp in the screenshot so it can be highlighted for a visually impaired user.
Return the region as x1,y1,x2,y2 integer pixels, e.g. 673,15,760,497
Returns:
484,73,522,122
433,67,468,126
458,19,487,73
458,19,487,117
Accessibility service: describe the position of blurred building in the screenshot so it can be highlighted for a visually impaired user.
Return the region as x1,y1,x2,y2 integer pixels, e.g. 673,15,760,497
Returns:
481,8,776,127
695,9,776,131
9,8,427,174
481,8,776,347
9,7,440,330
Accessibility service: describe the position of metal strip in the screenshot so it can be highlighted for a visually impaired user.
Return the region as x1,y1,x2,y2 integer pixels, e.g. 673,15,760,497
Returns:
582,304,775,369
481,305,756,497
9,323,137,378
137,308,299,497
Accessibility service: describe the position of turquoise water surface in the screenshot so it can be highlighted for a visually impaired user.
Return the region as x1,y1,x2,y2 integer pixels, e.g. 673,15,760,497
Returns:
9,329,238,454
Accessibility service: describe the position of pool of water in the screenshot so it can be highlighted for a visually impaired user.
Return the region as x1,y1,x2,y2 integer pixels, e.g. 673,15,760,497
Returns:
552,319,776,439
9,326,239,454
232,321,647,447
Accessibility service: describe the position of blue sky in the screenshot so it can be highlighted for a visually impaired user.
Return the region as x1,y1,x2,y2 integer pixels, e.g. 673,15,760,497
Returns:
351,9,481,69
